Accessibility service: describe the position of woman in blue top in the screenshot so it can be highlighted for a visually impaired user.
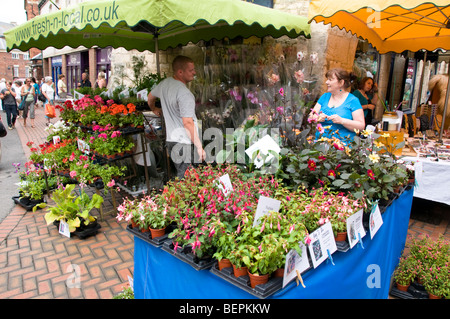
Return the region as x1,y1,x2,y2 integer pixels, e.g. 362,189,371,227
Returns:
308,68,365,144
352,77,378,126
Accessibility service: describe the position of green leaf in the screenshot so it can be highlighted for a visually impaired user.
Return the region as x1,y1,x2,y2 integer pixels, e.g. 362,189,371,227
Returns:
332,179,345,187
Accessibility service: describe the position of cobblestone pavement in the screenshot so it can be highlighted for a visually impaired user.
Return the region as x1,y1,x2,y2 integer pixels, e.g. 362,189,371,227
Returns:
0,106,448,299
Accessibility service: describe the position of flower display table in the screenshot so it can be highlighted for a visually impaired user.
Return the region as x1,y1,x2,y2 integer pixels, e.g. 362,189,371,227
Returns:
132,188,414,299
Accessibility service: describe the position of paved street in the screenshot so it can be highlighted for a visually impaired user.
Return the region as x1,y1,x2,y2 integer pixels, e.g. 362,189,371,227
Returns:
0,106,134,299
0,106,448,299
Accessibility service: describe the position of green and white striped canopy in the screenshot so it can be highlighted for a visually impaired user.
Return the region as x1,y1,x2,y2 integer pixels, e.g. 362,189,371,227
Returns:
5,0,310,52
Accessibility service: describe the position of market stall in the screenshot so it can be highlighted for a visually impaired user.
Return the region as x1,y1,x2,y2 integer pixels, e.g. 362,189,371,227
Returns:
132,187,414,299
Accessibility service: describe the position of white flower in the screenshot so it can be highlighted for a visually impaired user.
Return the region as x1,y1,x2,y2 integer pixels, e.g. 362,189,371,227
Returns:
297,51,305,61
310,52,319,64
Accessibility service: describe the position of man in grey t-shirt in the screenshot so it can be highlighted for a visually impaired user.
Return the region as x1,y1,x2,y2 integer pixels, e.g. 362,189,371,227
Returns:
148,55,205,179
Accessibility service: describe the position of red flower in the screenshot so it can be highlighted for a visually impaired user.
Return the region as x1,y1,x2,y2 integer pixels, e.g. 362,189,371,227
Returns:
368,169,375,180
307,159,316,171
327,169,336,177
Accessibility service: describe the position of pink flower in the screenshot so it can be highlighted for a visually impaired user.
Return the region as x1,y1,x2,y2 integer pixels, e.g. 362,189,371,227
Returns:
111,130,121,138
107,180,115,188
69,170,77,178
173,242,179,252
278,88,284,96
317,123,325,134
294,70,304,84
276,106,284,114
305,235,312,245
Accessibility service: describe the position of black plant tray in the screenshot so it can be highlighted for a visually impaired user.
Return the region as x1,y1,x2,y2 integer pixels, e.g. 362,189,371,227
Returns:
53,220,101,240
336,240,350,252
12,196,45,211
161,241,216,271
126,224,174,247
389,281,429,299
72,222,101,239
210,263,283,299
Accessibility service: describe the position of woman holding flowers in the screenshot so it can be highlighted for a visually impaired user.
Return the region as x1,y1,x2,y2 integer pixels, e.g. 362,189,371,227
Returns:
308,68,365,144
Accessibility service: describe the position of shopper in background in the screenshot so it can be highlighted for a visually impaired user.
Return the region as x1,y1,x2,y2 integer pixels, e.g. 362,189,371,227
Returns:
12,80,22,118
78,72,92,88
41,76,55,126
31,77,41,107
0,78,6,111
308,68,365,144
96,71,107,89
20,78,36,128
0,81,18,129
352,77,378,127
57,74,67,99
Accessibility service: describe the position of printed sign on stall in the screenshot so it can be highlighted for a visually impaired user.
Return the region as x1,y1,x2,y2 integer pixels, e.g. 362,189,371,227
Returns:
369,203,383,239
307,222,337,268
252,195,281,227
346,209,366,249
282,242,310,288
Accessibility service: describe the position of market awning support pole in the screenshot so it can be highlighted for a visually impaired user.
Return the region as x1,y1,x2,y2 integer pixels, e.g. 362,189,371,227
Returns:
154,32,160,75
416,51,427,110
438,65,450,143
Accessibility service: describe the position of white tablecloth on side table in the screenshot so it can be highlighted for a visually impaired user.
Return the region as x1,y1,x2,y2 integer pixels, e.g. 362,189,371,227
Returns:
402,156,450,206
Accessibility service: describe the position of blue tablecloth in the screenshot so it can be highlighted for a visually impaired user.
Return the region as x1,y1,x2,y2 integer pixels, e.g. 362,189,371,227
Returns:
134,188,414,299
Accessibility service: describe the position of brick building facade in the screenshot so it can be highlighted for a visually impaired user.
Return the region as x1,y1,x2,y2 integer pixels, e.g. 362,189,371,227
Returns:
0,22,32,82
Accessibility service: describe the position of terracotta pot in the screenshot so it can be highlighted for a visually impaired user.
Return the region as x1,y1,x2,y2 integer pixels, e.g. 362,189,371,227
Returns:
393,186,401,194
273,268,284,278
396,283,410,292
232,264,248,277
140,226,149,233
428,293,441,299
335,232,347,242
150,227,166,239
218,258,232,271
131,220,138,228
247,270,269,288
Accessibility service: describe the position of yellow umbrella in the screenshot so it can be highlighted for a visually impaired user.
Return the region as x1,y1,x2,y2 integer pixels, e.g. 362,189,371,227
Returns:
308,0,450,54
308,0,450,140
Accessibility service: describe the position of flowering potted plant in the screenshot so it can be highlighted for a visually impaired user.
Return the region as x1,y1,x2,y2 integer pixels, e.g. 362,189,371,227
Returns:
393,256,415,291
422,263,449,299
141,194,173,238
280,125,410,204
116,197,141,228
13,161,48,210
90,130,134,158
212,227,237,270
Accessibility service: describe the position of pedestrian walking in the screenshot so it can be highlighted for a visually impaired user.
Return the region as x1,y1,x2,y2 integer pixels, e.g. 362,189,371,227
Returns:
0,78,6,111
20,77,36,128
41,76,55,126
0,81,18,129
57,74,67,99
12,80,22,118
31,77,41,108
